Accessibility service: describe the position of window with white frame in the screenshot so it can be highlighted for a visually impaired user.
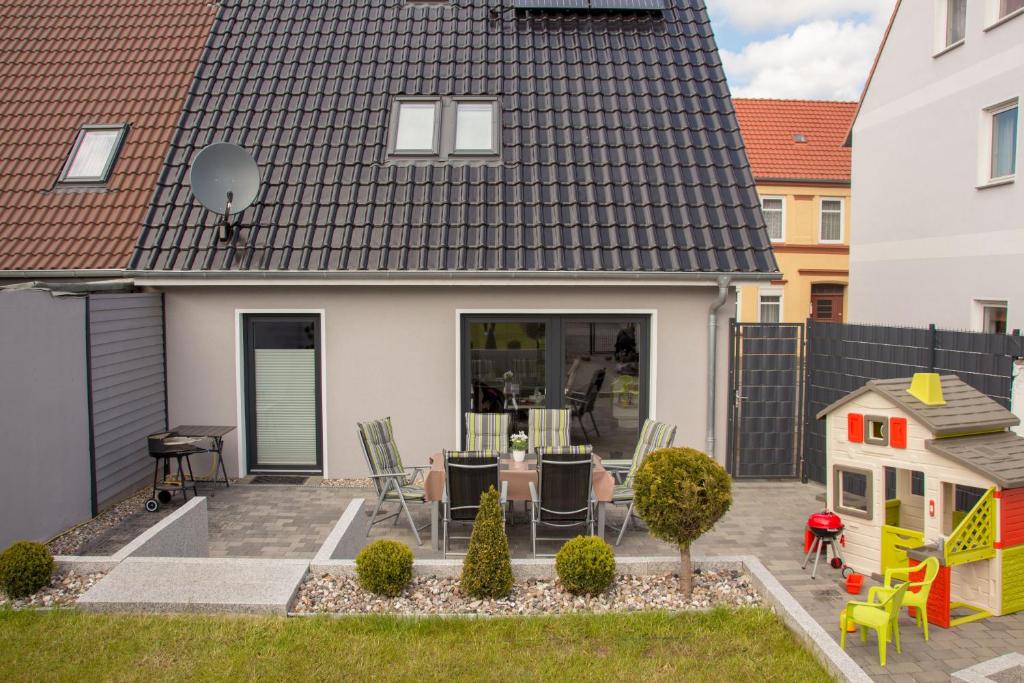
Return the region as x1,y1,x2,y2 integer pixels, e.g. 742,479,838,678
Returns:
57,124,127,185
393,100,440,154
946,0,967,45
987,101,1019,181
819,198,844,242
833,465,872,519
454,101,498,154
759,291,782,323
1000,0,1024,18
761,196,785,241
390,97,500,159
975,300,1008,334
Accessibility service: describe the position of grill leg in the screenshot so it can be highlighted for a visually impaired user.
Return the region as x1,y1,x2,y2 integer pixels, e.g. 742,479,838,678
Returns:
810,538,823,579
152,456,162,499
802,537,818,569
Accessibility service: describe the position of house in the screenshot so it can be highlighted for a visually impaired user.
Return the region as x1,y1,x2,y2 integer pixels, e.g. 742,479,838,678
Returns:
818,373,1024,626
849,0,1024,332
126,0,779,478
0,0,215,546
733,99,856,325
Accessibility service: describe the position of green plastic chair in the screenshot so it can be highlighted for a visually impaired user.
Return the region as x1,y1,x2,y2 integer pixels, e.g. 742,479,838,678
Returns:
840,582,909,667
868,556,941,641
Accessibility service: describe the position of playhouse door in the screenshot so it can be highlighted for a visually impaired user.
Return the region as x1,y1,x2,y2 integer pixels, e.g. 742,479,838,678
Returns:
881,525,925,576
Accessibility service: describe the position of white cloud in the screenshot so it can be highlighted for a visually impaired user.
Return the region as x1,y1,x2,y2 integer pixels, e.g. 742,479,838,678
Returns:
709,0,894,32
720,19,884,100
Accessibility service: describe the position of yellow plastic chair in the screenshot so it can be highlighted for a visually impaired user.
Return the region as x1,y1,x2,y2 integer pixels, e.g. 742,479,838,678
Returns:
867,556,940,641
840,582,909,667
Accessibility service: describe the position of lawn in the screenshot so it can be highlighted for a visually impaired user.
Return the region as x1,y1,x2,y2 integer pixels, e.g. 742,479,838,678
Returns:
0,607,831,682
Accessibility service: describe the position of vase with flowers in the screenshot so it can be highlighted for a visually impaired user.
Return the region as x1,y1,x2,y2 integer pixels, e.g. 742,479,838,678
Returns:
509,431,528,462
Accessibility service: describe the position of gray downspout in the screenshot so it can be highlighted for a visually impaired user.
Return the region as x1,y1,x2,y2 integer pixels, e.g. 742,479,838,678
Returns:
706,276,731,456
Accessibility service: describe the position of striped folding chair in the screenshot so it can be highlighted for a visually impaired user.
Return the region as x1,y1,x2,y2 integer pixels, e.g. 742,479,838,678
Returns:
356,417,430,545
605,419,677,545
527,408,572,452
464,412,510,453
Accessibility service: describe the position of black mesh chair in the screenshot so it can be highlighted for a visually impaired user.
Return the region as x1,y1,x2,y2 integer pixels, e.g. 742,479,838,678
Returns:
528,447,595,557
442,451,507,557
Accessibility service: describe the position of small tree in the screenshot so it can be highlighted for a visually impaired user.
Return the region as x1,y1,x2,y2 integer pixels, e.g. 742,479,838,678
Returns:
460,486,513,599
633,447,732,597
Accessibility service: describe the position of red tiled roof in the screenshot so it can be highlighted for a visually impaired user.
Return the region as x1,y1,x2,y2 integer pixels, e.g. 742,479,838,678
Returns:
733,99,857,184
0,0,215,271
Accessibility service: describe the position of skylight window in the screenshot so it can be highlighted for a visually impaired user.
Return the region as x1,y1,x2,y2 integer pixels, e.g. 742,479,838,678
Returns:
394,101,440,154
454,102,497,154
58,124,127,184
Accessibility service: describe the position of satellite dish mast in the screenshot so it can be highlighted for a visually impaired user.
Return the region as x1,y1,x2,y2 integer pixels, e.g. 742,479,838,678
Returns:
189,142,260,242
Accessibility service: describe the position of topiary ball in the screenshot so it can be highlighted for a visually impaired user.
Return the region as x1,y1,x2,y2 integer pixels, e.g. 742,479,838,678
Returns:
555,536,616,596
355,539,413,597
0,541,54,599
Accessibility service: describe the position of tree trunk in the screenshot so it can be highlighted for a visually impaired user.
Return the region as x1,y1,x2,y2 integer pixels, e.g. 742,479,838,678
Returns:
678,543,693,597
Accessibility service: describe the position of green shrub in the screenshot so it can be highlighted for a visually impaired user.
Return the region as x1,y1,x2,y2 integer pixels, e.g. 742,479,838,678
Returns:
555,536,616,595
633,447,732,597
355,540,413,597
460,486,513,599
0,541,54,599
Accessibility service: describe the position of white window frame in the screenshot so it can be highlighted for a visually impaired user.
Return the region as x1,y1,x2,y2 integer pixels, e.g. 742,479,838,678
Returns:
934,0,967,55
972,298,1009,333
978,99,1019,187
757,288,783,324
760,195,786,243
833,465,873,520
818,197,845,244
57,124,128,185
391,98,442,156
985,0,1024,29
452,99,500,156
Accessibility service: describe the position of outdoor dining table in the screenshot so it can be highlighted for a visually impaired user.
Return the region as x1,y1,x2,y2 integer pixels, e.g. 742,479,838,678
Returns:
424,452,616,551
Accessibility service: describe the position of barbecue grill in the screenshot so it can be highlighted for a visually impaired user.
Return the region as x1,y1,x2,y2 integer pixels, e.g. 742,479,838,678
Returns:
802,510,847,579
145,432,202,512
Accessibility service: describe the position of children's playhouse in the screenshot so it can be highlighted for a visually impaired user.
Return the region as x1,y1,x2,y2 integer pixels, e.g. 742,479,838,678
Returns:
818,373,1024,627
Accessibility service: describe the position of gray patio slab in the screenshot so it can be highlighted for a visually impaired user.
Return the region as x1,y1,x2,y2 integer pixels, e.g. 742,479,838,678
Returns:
77,557,308,614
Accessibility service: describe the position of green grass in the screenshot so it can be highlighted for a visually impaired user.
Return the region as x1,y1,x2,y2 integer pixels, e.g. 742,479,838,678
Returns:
0,608,831,682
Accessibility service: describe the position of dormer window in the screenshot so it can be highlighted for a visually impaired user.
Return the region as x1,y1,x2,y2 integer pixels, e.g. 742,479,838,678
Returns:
58,124,127,185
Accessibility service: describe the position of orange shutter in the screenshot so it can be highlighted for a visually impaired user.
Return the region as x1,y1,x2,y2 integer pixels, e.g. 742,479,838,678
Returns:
890,417,908,449
848,413,864,442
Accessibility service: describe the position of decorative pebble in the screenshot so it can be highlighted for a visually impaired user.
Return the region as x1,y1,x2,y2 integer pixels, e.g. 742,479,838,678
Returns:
292,570,761,616
0,571,106,610
319,478,373,489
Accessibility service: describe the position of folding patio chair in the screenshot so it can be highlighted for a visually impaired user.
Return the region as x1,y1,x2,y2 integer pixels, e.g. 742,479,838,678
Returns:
603,419,677,546
463,412,511,453
357,417,430,545
565,368,605,442
441,450,508,557
528,448,595,557
527,408,572,452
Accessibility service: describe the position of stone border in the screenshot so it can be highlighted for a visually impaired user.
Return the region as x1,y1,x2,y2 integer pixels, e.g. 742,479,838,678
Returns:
313,498,364,563
953,652,1024,682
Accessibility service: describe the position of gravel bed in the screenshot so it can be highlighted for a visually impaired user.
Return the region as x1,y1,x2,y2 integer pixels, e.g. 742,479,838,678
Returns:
0,570,106,610
320,478,372,489
293,569,760,616
45,489,153,556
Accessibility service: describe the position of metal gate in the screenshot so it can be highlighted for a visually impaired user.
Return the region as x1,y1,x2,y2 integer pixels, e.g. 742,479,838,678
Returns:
727,322,804,479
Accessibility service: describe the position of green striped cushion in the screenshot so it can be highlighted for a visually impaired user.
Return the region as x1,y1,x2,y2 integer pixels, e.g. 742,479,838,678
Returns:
358,417,404,476
464,412,510,452
612,484,634,501
625,419,676,487
535,445,593,456
527,409,571,451
443,449,494,459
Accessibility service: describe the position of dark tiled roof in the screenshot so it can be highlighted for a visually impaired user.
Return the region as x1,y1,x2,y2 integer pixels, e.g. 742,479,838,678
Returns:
130,0,777,275
926,432,1024,490
0,0,215,271
817,375,1020,437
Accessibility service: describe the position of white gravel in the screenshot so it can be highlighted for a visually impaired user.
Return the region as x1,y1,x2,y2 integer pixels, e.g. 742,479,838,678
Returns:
45,489,153,556
320,478,372,489
0,570,106,610
292,569,760,616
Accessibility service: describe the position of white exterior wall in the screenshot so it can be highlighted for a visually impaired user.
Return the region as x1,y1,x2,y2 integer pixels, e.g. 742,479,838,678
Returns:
850,1,1024,330
155,283,734,479
824,391,996,582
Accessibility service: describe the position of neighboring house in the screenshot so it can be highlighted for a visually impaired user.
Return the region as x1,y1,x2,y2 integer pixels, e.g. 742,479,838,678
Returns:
128,0,779,478
733,99,857,325
0,0,215,545
849,0,1024,332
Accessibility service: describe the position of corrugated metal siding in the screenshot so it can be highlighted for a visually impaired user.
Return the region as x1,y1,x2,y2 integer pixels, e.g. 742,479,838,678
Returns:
1001,488,1024,548
88,293,165,508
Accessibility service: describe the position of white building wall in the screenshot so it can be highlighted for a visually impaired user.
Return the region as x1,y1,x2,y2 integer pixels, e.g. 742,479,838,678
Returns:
850,1,1024,330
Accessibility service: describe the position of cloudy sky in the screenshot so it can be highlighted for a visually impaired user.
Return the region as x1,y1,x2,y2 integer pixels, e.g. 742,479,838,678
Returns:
708,0,896,101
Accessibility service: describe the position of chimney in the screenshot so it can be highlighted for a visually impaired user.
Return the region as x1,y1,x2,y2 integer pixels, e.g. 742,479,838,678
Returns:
907,373,945,406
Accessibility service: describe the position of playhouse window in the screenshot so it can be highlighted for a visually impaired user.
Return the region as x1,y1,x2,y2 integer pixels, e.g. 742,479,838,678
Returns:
834,465,873,519
911,470,925,496
864,415,889,446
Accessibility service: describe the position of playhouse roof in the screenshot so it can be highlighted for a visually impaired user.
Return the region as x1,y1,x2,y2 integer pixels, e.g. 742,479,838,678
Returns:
815,375,1020,437
926,432,1024,489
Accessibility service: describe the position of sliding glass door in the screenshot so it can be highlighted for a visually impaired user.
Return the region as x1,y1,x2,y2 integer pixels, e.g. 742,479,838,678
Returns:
461,315,649,458
243,314,323,472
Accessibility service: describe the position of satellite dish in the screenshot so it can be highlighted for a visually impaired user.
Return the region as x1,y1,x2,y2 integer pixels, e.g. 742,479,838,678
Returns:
189,142,260,241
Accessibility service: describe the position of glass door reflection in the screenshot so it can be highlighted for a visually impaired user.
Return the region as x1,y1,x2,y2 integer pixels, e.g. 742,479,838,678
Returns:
467,320,548,435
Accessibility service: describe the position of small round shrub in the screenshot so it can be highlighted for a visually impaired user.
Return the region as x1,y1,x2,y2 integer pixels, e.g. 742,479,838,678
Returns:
461,486,513,599
0,541,54,599
555,536,616,595
355,540,413,597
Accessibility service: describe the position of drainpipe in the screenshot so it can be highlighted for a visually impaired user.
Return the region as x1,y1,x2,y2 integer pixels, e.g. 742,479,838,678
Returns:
706,275,732,457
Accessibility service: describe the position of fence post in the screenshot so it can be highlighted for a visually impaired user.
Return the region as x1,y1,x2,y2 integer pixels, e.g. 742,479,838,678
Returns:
929,323,937,373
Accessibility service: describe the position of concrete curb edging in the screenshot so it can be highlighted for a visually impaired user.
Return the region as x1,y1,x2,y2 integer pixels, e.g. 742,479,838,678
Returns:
113,497,208,561
314,498,364,563
723,554,873,683
952,652,1024,682
311,555,691,579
